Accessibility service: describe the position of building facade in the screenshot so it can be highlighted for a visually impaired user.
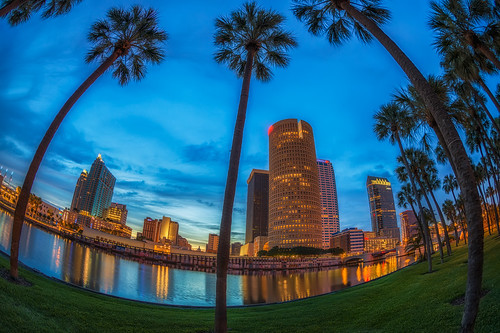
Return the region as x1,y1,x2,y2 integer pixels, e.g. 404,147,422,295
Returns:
363,231,399,252
206,234,219,253
76,155,116,218
330,228,364,254
103,202,128,225
366,176,400,241
245,169,269,244
400,210,420,247
70,170,87,211
268,119,322,249
317,159,340,249
142,216,179,244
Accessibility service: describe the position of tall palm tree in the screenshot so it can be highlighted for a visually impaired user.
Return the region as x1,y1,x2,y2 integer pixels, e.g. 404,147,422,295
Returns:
430,0,500,69
293,1,483,329
374,102,433,272
0,0,82,25
213,3,296,332
9,5,167,280
443,199,461,246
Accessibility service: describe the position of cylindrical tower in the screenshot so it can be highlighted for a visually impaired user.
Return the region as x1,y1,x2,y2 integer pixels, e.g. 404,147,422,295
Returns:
268,119,322,249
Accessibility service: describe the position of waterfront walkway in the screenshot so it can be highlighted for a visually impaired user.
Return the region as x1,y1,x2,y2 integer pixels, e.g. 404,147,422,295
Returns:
1,234,498,332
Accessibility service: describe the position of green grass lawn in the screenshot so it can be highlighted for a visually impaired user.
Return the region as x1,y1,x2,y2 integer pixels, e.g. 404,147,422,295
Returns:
1,235,499,332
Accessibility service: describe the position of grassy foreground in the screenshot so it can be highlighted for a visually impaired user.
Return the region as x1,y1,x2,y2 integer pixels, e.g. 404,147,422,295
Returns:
0,236,499,332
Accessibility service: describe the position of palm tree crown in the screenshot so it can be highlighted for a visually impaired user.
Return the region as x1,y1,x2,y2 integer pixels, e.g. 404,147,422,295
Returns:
373,102,413,144
86,6,167,86
429,0,500,67
1,0,82,25
214,1,296,81
292,0,390,45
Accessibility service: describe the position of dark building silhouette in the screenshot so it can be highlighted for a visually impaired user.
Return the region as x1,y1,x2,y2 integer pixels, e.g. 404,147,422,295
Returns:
366,176,400,241
245,169,269,244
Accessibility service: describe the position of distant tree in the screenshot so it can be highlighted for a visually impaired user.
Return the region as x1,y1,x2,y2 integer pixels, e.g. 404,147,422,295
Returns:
213,3,296,332
0,0,83,25
9,5,167,280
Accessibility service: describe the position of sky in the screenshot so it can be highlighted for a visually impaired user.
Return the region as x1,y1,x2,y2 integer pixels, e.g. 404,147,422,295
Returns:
0,1,497,250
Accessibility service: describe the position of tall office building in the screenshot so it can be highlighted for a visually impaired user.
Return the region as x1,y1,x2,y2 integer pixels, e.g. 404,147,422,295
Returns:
207,233,219,253
245,169,269,244
142,216,179,244
400,210,419,246
366,176,400,241
78,154,116,218
268,119,322,249
317,159,340,249
103,202,128,225
70,170,88,211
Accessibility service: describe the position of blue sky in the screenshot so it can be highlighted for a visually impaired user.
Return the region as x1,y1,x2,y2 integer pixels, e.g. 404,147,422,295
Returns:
0,1,496,249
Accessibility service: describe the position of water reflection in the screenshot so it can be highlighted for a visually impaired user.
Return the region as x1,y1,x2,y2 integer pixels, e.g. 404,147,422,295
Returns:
0,209,413,306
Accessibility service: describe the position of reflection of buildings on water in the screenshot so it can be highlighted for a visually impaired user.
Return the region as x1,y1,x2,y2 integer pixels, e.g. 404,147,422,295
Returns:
153,265,170,299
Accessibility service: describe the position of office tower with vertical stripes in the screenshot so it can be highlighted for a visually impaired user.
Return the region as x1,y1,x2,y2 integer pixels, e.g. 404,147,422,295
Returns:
366,176,400,241
317,159,340,249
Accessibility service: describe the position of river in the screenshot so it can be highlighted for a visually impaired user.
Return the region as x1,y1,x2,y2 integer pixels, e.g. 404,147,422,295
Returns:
0,208,414,306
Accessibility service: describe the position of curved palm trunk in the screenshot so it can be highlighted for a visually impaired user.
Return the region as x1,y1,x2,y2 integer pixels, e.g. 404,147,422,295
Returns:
478,145,500,235
475,43,500,71
477,185,491,235
9,52,118,279
0,0,25,17
426,183,452,256
215,49,255,333
408,200,428,260
449,214,460,247
468,82,500,136
397,137,432,272
342,4,484,331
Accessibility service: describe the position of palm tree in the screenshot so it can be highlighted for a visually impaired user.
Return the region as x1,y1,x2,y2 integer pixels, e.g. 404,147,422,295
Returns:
430,0,500,69
213,3,296,332
0,0,82,25
293,1,483,330
9,5,167,280
374,102,433,272
443,199,461,246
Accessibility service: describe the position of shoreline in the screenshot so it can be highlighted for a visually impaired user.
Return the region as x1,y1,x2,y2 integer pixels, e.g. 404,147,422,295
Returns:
0,201,409,276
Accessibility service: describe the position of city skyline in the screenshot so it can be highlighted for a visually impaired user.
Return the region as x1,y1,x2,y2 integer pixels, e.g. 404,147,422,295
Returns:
1,0,485,250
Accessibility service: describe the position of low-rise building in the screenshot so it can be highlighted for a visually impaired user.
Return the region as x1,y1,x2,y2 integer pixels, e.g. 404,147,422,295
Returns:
330,228,364,254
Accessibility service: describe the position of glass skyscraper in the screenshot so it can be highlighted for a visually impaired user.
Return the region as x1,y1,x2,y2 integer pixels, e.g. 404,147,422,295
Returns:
317,159,340,249
366,176,400,241
245,169,269,244
73,154,116,218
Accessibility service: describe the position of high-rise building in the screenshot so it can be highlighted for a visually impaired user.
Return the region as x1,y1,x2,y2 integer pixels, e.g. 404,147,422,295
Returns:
207,233,219,253
245,169,269,244
400,210,419,246
78,154,116,218
268,119,322,249
142,216,179,244
317,159,340,249
103,202,128,225
366,176,400,241
70,170,88,211
142,217,162,242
